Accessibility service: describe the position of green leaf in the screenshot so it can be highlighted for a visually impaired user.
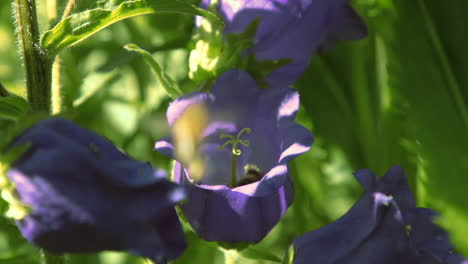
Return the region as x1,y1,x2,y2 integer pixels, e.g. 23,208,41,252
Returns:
436,204,468,257
41,0,222,55
0,96,30,121
124,43,183,99
42,252,65,264
239,247,282,263
388,0,468,256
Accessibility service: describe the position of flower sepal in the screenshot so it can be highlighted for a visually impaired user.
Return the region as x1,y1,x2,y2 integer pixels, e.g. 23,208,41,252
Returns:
243,54,292,89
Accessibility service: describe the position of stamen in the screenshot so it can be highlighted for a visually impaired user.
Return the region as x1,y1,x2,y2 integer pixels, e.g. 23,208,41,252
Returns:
218,128,252,187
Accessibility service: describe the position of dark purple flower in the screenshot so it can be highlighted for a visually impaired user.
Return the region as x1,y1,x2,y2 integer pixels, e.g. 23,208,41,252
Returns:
199,0,367,86
6,118,186,262
291,165,466,264
155,69,313,243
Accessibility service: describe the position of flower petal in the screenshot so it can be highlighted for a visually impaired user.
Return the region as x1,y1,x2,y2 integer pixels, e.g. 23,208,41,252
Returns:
292,166,465,264
7,118,186,261
158,70,313,242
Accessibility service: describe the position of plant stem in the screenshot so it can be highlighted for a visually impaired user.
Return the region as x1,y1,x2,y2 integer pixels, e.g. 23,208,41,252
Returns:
61,0,77,20
50,0,77,114
14,0,53,113
42,251,65,264
46,0,58,26
230,153,237,187
51,57,62,114
48,0,61,114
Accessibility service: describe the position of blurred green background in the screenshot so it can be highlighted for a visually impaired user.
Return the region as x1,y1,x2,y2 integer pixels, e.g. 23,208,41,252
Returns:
1,0,468,263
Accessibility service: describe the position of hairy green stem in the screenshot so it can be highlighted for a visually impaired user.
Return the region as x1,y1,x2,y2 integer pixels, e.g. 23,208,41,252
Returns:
51,57,62,114
14,0,53,112
50,0,77,114
42,251,65,264
49,0,61,114
61,0,76,19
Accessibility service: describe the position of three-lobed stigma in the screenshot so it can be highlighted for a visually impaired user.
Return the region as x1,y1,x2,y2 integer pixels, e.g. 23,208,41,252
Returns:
218,127,252,155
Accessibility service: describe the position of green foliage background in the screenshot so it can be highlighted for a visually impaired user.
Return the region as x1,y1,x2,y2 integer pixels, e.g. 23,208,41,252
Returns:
0,0,467,263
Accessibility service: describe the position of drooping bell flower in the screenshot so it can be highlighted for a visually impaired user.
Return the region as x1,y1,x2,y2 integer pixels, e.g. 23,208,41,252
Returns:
290,165,466,264
156,69,313,243
4,118,186,262
196,0,367,86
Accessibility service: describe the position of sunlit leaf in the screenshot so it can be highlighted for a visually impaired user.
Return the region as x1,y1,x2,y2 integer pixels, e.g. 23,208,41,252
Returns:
41,0,222,55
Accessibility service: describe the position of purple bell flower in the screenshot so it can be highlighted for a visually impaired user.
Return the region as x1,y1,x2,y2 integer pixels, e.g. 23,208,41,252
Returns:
6,118,186,262
155,69,313,243
291,165,466,264
199,0,367,86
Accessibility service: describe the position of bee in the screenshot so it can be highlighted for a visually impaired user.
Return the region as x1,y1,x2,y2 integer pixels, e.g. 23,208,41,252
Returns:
235,164,265,187
173,103,209,182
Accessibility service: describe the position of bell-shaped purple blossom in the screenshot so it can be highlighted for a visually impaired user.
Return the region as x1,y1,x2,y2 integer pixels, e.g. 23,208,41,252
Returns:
156,69,313,243
6,118,186,262
291,165,466,264
199,0,367,86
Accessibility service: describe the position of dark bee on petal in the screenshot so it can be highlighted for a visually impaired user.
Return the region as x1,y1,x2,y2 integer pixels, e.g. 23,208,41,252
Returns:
235,165,265,187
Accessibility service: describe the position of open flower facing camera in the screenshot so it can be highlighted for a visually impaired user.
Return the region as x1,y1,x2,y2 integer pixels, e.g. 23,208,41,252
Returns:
4,118,187,262
290,166,466,264
156,69,313,243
